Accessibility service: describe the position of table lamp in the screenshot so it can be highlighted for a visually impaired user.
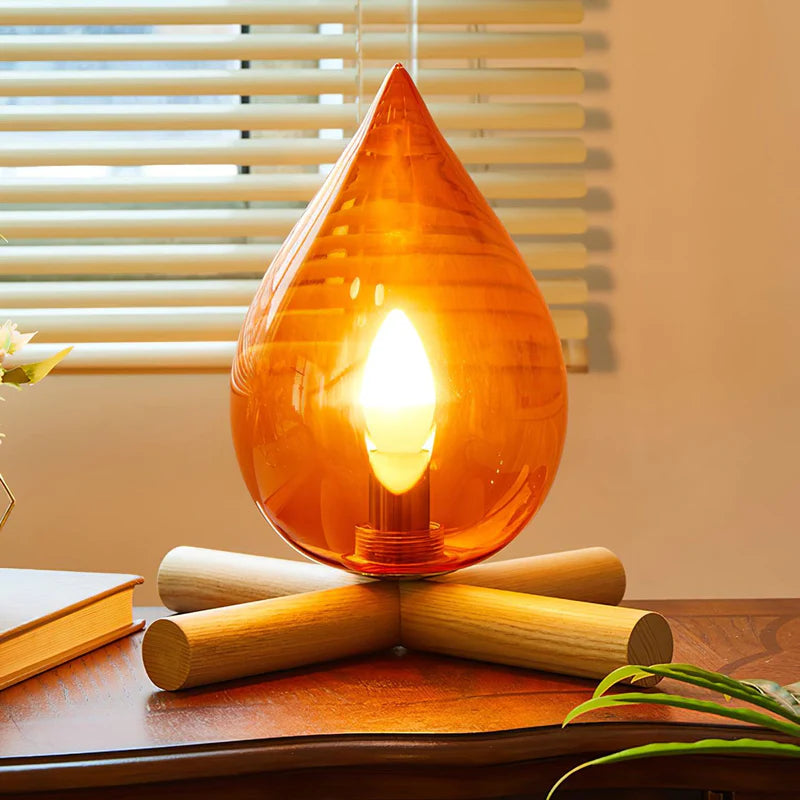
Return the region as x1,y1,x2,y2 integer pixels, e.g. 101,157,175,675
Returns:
143,66,672,692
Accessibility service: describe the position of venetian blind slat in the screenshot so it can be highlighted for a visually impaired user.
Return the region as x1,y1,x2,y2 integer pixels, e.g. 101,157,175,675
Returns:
0,68,584,97
0,242,588,276
0,103,586,132
0,171,588,203
0,208,589,239
0,1,584,27
0,137,587,167
1,279,589,308
0,32,583,61
0,308,588,343
2,341,239,372
4,339,587,373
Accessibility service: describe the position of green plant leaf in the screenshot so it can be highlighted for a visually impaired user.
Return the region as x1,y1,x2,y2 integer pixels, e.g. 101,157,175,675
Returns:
562,691,800,737
740,679,800,719
593,665,656,697
666,663,800,702
546,737,800,799
0,346,72,385
664,664,800,720
594,663,800,723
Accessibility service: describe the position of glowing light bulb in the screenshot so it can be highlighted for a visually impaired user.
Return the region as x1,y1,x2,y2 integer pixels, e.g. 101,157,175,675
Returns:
359,309,436,494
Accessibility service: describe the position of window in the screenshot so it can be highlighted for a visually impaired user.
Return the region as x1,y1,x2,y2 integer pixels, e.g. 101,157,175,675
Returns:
1,0,590,372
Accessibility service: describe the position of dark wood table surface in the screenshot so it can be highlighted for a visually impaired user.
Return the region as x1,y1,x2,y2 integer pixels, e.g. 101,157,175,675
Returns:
1,599,799,799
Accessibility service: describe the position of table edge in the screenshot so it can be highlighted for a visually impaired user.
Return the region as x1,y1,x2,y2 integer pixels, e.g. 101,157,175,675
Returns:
1,721,791,794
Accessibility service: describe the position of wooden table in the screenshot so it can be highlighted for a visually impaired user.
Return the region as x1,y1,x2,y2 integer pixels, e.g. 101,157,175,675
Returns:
1,600,799,799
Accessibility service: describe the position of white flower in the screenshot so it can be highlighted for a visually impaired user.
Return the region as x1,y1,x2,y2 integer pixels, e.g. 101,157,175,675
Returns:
1,320,66,444
0,320,36,362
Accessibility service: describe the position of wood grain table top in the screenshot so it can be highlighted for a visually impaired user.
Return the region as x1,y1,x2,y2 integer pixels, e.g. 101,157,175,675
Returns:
2,599,799,797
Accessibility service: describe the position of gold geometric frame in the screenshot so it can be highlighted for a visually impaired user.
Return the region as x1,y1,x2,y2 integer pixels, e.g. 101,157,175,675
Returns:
0,473,15,532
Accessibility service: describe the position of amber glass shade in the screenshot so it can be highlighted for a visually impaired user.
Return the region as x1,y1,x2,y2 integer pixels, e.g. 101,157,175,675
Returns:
231,65,567,578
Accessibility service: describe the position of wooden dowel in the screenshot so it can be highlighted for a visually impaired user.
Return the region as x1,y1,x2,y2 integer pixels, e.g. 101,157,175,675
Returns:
158,546,369,612
434,547,626,606
142,583,399,691
157,546,626,612
400,583,673,683
143,581,671,691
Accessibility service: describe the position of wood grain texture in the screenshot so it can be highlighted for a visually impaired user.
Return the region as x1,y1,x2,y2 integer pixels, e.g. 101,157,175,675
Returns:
143,583,399,690
157,546,369,612
2,600,799,797
156,546,626,612
400,583,672,681
146,574,659,690
434,546,626,604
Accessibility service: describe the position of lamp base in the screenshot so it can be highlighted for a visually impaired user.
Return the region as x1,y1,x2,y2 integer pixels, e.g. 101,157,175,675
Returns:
143,547,674,692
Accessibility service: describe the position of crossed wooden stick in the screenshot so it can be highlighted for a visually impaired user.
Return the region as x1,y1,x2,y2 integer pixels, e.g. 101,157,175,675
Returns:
142,546,673,691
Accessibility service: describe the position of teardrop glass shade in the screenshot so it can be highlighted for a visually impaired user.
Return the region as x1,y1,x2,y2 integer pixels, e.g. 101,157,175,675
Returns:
231,64,568,578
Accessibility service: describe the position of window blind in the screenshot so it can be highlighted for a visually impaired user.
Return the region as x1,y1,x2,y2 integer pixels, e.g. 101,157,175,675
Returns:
0,0,590,373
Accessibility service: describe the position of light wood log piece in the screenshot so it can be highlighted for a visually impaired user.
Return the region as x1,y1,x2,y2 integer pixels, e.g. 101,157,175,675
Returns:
400,582,672,684
157,546,626,612
143,583,399,691
144,581,671,691
435,547,625,605
158,545,370,612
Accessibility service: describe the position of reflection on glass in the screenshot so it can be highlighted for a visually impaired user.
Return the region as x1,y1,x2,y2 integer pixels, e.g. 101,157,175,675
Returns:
231,65,568,577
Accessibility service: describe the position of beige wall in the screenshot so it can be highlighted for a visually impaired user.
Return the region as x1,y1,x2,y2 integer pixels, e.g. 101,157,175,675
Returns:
3,0,800,603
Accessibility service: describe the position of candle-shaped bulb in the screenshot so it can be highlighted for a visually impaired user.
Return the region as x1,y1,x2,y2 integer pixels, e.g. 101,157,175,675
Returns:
359,309,436,495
